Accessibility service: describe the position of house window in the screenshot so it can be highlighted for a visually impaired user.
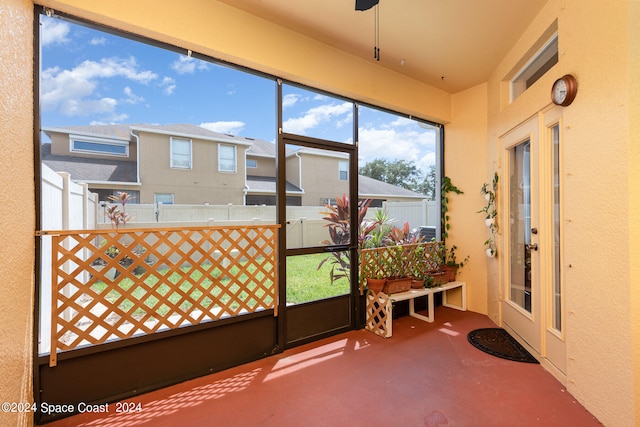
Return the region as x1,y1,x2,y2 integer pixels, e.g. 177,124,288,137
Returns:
170,137,192,169
219,144,236,173
511,30,558,101
338,160,348,181
71,135,128,156
246,159,257,168
154,193,174,205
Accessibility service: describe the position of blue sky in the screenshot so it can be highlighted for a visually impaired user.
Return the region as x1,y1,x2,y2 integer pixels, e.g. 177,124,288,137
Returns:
40,15,438,172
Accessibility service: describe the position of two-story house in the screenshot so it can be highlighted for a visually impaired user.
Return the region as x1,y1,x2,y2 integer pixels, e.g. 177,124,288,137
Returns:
42,123,427,207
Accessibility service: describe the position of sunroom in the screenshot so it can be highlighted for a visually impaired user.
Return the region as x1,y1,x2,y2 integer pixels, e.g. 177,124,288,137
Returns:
2,1,639,426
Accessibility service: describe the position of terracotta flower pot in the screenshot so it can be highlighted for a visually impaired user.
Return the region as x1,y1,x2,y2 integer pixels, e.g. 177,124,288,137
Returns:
384,277,412,294
426,271,448,287
411,278,425,289
440,264,458,282
366,277,386,293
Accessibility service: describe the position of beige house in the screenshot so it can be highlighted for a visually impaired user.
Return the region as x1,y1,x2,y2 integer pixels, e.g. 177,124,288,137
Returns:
43,123,426,207
2,1,640,426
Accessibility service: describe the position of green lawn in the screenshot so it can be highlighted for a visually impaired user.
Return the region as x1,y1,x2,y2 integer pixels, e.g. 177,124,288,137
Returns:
285,253,350,303
90,252,350,318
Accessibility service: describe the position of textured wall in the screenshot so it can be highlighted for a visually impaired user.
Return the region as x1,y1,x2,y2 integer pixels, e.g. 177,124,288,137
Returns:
0,0,35,426
447,84,490,315
628,0,640,418
487,1,634,426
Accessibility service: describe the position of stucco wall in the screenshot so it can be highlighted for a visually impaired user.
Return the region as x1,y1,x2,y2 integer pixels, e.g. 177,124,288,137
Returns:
446,84,490,316
628,0,640,419
0,0,35,426
486,1,635,426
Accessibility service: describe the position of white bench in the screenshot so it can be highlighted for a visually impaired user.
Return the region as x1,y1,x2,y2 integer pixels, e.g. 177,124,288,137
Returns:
365,281,467,338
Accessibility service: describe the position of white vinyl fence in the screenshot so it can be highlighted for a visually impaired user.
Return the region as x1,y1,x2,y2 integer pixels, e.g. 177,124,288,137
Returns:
39,165,98,354
96,201,438,248
382,200,439,232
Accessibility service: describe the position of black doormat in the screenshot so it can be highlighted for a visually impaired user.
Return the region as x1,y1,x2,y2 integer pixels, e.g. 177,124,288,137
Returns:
467,328,538,363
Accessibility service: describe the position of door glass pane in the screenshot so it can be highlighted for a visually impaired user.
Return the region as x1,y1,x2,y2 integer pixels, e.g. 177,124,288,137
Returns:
286,252,350,305
509,140,532,313
285,144,350,249
282,84,353,144
551,124,562,331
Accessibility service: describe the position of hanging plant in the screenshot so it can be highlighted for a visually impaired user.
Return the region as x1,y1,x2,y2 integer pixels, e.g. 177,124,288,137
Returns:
441,176,463,241
478,173,499,257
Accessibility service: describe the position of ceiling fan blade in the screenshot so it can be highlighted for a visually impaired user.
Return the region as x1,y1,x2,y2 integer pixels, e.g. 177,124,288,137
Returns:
355,0,379,11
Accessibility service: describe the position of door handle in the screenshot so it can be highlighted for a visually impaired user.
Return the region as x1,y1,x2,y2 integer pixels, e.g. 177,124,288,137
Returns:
526,243,538,251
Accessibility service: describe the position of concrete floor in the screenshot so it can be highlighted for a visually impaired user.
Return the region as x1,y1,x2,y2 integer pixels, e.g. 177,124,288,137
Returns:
46,307,602,426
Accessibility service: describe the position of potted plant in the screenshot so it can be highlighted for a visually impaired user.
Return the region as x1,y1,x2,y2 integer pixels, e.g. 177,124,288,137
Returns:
380,244,413,294
409,245,426,288
479,172,499,257
364,251,387,293
318,195,379,287
424,262,448,286
439,244,469,282
441,176,463,240
408,243,444,289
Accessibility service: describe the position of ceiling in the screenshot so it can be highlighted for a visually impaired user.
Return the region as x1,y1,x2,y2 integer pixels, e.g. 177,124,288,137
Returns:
218,0,548,94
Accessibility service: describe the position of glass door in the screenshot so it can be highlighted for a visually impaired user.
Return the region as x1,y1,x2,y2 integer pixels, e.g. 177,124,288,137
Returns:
281,136,357,347
502,118,541,354
278,83,357,348
501,112,567,375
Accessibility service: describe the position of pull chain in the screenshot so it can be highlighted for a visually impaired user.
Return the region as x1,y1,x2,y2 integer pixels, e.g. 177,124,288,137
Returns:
373,4,380,61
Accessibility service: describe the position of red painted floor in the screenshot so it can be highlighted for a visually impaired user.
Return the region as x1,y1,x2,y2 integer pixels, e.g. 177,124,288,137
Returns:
46,308,602,426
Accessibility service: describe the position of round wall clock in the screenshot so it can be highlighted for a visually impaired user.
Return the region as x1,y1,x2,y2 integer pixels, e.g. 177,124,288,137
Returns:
551,74,578,106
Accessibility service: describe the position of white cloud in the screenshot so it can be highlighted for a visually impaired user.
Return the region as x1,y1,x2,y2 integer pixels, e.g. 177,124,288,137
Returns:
160,77,176,95
200,121,245,135
282,94,300,108
90,113,128,126
283,102,352,135
41,57,158,116
123,86,144,104
358,123,437,172
171,55,209,74
41,18,71,47
60,97,117,117
89,37,107,46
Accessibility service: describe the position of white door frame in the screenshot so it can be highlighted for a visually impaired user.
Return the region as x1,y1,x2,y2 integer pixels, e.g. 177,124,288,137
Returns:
499,108,567,384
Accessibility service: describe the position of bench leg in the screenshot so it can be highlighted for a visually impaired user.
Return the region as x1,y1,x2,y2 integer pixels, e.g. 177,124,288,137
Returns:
385,298,393,337
442,283,467,311
408,295,434,323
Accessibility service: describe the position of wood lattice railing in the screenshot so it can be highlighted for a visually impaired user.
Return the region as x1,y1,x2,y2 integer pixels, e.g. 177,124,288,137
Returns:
359,242,440,292
39,224,279,367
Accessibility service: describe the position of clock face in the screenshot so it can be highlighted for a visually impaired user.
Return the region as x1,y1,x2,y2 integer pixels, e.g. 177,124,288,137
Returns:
553,79,567,103
551,75,577,106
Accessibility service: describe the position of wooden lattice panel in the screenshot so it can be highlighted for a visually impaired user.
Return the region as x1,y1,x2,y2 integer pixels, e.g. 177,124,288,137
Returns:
44,225,279,366
359,242,440,292
365,291,391,337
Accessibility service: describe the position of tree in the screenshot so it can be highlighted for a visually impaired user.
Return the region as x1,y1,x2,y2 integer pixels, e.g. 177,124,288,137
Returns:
418,164,437,200
359,158,423,192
